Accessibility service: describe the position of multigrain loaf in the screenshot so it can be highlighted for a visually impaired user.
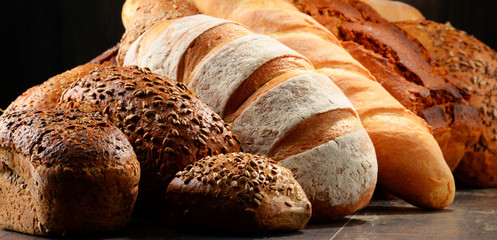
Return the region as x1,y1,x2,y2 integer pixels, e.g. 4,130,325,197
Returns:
122,14,378,221
117,0,200,65
289,0,482,170
0,110,140,236
5,64,100,112
58,65,242,215
193,1,455,210
166,152,312,233
396,20,497,187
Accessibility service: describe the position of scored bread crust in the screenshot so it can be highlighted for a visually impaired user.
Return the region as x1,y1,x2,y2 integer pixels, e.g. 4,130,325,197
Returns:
0,110,140,236
58,66,242,215
123,14,378,221
166,152,312,233
396,20,497,187
193,0,455,210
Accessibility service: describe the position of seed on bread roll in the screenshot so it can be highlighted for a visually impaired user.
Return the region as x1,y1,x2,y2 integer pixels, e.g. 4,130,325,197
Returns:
5,64,100,112
57,65,242,215
166,152,312,233
0,110,140,236
396,20,497,187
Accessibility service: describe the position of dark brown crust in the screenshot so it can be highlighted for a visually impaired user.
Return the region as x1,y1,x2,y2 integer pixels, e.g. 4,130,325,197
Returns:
117,0,199,65
87,43,120,67
165,152,311,233
292,0,482,169
0,110,139,236
396,20,497,186
58,66,242,214
5,64,101,113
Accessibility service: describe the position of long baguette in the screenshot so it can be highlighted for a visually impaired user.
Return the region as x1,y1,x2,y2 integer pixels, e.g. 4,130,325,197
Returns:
122,14,378,221
193,0,455,210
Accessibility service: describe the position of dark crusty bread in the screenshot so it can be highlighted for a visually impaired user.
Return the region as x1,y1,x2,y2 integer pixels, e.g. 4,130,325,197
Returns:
58,65,242,214
396,20,497,186
166,152,312,233
0,110,140,236
5,64,100,112
291,0,482,170
87,43,120,67
117,0,199,65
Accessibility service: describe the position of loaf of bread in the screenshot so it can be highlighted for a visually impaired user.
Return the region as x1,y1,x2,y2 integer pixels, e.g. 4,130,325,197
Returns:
192,1,455,210
286,0,482,170
362,0,425,22
166,152,312,233
58,65,242,215
121,14,378,221
5,64,100,112
117,0,200,65
0,110,140,236
396,20,497,187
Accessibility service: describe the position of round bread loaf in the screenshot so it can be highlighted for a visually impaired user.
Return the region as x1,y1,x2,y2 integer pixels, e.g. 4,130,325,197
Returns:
166,152,312,233
58,65,242,214
396,20,497,187
5,64,100,112
0,110,139,236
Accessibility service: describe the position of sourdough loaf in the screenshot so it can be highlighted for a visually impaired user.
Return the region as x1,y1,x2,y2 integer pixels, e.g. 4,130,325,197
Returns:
193,0,455,210
289,0,481,170
166,152,312,233
122,15,378,221
0,110,139,236
58,65,242,215
396,20,497,187
117,0,199,65
5,64,100,112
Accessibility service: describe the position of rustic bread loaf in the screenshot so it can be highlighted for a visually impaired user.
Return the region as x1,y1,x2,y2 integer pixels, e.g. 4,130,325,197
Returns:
166,152,312,233
122,15,378,221
87,43,120,67
117,0,199,65
0,110,140,236
362,0,424,22
193,1,455,210
5,64,100,112
288,0,482,170
396,20,497,187
58,65,242,215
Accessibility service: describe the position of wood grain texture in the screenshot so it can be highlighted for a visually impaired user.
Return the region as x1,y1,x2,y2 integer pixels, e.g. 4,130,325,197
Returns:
1,188,496,239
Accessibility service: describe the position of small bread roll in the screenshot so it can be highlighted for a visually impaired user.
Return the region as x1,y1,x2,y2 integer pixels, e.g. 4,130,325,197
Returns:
166,152,312,233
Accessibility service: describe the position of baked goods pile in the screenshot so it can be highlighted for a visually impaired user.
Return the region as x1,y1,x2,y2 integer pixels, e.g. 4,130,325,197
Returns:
1,0,495,236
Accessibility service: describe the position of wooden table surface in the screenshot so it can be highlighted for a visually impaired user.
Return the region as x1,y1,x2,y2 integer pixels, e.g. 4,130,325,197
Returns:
1,187,496,240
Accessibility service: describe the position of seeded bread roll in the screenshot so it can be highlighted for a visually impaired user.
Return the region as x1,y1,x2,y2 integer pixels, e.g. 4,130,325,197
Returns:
193,1,454,211
58,66,242,215
117,0,200,65
396,20,497,187
122,15,378,221
0,110,140,236
5,64,100,112
166,152,312,233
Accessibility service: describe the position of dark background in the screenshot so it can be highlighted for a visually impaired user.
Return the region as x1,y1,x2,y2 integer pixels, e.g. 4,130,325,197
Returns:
1,0,496,109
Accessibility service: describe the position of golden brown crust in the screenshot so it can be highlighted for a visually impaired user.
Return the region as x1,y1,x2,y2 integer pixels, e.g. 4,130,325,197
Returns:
0,110,139,236
166,152,312,233
117,0,200,65
396,20,497,186
5,64,101,113
362,0,425,22
58,66,242,214
292,0,482,170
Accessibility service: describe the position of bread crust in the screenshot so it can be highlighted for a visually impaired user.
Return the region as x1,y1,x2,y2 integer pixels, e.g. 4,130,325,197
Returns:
58,66,242,214
396,20,497,186
0,110,139,236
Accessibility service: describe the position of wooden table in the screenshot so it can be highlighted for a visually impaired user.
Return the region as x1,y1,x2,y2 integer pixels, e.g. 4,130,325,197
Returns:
1,187,496,240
